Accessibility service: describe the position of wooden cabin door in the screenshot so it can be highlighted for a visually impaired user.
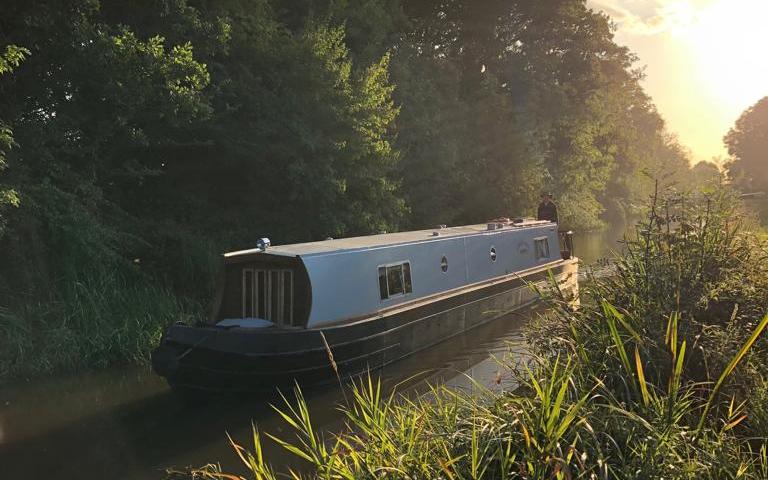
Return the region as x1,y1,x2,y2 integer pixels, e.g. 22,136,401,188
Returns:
242,268,294,326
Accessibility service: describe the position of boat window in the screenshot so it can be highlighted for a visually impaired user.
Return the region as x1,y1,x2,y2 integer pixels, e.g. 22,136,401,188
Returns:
535,237,550,260
490,247,497,262
440,256,448,272
378,267,388,300
403,262,412,292
378,262,413,300
242,268,294,326
387,266,404,296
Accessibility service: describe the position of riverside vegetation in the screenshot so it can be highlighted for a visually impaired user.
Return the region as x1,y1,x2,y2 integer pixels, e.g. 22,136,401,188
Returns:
171,188,768,479
0,0,734,381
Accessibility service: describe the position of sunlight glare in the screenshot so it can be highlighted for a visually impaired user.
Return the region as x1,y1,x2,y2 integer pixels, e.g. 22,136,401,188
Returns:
674,0,768,115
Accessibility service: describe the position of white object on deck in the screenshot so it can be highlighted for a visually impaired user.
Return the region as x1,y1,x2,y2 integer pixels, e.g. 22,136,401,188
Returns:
217,318,274,328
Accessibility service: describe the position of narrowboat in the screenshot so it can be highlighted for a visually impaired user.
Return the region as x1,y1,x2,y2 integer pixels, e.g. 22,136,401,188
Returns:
151,219,579,391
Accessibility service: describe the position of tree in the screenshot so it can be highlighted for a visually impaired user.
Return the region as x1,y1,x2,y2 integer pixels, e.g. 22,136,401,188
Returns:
0,0,214,295
689,161,722,188
392,0,687,229
0,45,26,238
140,0,405,244
725,96,768,193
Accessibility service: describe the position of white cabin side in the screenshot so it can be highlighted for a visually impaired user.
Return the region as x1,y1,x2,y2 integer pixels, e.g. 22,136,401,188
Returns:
301,223,559,328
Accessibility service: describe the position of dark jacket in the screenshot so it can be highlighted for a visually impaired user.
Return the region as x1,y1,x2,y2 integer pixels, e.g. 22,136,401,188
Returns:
537,201,558,223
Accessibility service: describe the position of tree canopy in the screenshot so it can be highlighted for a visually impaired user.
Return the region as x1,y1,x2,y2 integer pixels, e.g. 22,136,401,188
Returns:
725,96,768,193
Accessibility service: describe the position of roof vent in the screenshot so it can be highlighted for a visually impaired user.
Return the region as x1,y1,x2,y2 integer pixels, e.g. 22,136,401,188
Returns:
487,217,511,230
256,238,271,251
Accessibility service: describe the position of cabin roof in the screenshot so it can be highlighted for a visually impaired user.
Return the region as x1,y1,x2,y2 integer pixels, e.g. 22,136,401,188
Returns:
224,219,555,259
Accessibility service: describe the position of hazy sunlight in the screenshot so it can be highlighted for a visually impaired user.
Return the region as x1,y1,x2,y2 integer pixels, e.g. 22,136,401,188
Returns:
590,0,768,161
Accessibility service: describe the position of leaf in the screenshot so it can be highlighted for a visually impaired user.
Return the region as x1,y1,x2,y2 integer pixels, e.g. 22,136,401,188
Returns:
634,347,650,407
697,312,768,436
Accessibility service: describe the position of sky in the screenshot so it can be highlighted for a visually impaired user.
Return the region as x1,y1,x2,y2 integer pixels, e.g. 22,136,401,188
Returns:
586,0,768,164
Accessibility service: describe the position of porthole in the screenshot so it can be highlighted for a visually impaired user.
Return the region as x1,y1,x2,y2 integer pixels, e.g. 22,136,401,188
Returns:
440,255,448,272
490,247,497,262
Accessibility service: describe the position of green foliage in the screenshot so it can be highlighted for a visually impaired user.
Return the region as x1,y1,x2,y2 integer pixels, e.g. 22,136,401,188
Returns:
0,268,198,378
725,96,768,223
0,44,27,237
690,161,723,188
388,0,693,229
0,0,215,378
0,44,28,75
725,96,768,193
174,188,768,479
534,186,768,393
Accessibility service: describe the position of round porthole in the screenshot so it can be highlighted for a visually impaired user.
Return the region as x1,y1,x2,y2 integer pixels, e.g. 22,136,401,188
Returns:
440,255,448,272
490,247,497,262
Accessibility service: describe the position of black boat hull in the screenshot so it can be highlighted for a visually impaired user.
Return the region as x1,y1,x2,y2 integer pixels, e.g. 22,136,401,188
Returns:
152,259,578,392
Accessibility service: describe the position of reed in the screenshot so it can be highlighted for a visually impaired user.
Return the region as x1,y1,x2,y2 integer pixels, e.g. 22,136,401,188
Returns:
0,268,199,380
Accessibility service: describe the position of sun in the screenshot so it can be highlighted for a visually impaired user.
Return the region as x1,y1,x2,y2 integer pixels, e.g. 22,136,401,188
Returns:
674,0,768,117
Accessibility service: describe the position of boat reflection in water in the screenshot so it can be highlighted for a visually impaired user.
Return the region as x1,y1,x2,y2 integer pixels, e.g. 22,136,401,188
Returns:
152,218,579,392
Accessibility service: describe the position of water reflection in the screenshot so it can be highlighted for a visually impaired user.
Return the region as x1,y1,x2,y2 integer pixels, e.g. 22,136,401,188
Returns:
575,226,628,265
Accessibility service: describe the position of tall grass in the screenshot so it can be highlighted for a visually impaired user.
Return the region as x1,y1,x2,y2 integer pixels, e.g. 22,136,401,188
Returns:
172,186,768,479
0,268,198,380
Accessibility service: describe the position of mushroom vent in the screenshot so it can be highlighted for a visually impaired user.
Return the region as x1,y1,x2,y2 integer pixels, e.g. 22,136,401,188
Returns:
256,238,271,251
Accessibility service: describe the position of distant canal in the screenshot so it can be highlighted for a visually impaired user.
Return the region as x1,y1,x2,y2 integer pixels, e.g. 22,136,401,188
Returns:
0,229,626,480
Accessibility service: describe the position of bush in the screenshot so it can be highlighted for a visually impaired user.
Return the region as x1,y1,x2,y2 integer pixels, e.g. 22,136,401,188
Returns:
0,268,198,380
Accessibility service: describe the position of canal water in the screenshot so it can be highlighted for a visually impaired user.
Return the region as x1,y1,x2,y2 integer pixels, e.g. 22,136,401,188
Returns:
0,230,624,479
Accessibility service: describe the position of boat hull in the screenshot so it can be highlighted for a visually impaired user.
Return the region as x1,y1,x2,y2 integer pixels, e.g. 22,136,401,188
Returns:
152,259,578,392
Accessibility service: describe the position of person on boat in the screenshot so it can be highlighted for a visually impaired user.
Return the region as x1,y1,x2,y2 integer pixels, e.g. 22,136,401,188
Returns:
537,192,558,223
